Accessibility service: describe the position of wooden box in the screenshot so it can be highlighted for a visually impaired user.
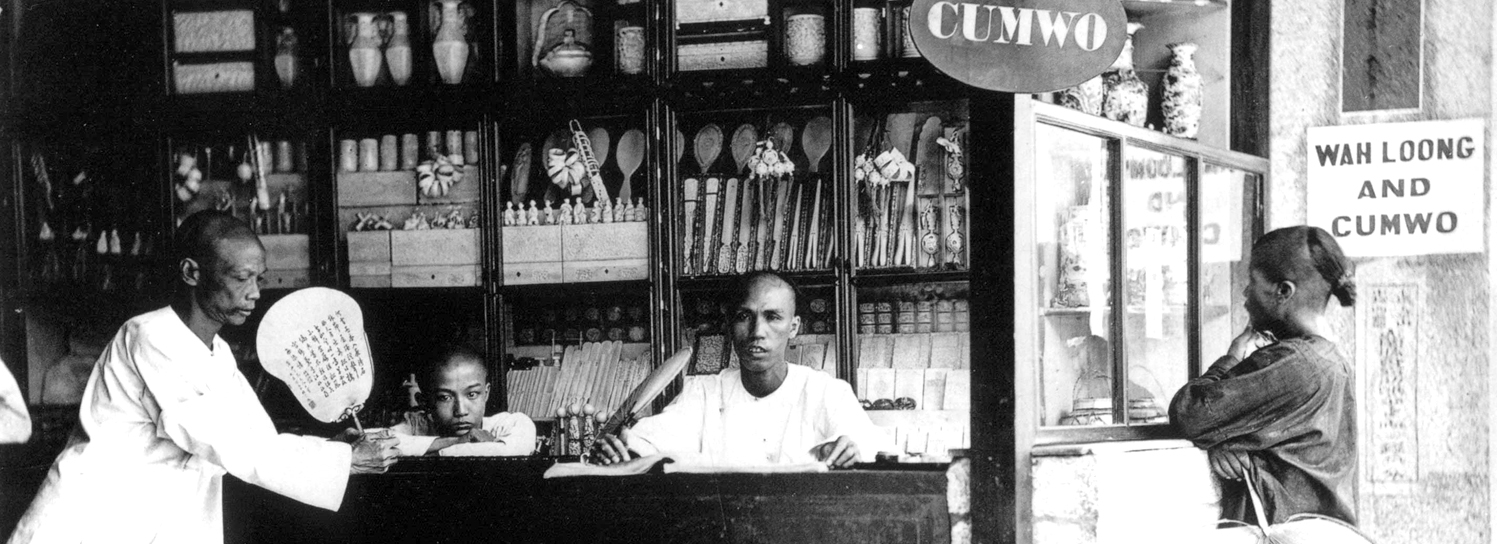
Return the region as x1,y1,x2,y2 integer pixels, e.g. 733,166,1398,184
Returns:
560,222,648,262
347,230,392,287
677,0,767,24
391,229,480,266
678,40,769,71
338,171,417,207
502,226,563,263
347,231,392,262
561,222,649,282
259,234,310,270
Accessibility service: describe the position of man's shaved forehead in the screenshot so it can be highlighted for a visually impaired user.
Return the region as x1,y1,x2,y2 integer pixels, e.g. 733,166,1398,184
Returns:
176,210,260,270
733,271,800,311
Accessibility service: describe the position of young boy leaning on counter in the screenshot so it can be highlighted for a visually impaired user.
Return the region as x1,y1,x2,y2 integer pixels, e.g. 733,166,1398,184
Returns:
391,345,537,456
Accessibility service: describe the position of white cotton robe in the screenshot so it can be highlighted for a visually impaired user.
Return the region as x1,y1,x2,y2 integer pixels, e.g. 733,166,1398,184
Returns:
8,307,353,544
390,412,537,457
627,364,890,467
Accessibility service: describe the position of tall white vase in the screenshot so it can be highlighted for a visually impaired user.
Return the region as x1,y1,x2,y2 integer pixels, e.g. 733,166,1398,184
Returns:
431,0,471,85
384,12,413,86
346,12,384,87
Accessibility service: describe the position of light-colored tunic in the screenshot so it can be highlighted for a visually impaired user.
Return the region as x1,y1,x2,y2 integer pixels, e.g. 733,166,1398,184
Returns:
629,364,889,467
390,412,536,456
1,357,30,443
8,307,352,544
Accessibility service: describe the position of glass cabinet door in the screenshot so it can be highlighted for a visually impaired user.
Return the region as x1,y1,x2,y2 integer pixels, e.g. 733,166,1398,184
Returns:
1119,146,1187,425
1198,163,1259,371
1034,123,1116,428
1027,106,1266,438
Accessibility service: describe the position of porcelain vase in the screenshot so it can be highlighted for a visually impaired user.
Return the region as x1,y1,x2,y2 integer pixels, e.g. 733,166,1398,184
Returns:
1054,76,1103,116
1161,42,1203,138
431,0,471,85
384,12,413,86
1101,22,1147,127
346,12,384,87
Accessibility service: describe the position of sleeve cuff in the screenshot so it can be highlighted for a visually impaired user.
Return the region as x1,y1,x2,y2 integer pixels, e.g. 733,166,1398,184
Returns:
1201,355,1239,381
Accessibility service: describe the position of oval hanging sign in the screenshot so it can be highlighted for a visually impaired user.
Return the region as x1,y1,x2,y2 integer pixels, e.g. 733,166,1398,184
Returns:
910,0,1128,93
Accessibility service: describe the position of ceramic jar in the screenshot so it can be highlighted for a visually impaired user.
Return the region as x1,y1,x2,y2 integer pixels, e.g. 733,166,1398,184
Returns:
899,6,921,58
1101,22,1147,127
431,0,472,85
852,8,881,61
616,25,645,74
380,135,398,171
400,134,420,169
346,12,384,87
359,139,379,172
785,14,826,66
1161,42,1203,138
339,139,359,172
384,12,413,86
276,140,294,172
274,27,298,88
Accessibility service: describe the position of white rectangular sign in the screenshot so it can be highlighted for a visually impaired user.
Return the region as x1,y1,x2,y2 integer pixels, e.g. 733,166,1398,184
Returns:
1307,119,1485,257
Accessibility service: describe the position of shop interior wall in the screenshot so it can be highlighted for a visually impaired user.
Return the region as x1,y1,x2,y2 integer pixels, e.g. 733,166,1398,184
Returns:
1268,0,1493,542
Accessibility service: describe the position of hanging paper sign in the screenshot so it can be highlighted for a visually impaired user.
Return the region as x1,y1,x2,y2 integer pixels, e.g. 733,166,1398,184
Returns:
909,0,1127,93
1307,119,1485,257
256,287,374,423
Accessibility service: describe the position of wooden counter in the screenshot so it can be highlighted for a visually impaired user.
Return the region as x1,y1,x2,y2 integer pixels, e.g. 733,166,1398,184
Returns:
225,458,952,544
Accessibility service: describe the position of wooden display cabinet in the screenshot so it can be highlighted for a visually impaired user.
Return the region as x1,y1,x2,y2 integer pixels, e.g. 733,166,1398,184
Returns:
0,0,1272,541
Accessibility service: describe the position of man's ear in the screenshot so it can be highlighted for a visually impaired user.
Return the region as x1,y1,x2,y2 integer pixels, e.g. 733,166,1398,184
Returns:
1275,280,1297,301
789,315,802,339
179,258,202,287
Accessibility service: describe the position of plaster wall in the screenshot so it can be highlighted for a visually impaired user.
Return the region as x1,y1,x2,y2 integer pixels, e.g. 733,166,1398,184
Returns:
1269,0,1492,542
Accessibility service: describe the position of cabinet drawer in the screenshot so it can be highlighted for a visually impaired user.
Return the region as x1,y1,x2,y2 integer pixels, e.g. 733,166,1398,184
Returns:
678,41,768,71
677,0,767,24
502,262,564,285
563,259,649,283
392,265,480,287
262,268,311,290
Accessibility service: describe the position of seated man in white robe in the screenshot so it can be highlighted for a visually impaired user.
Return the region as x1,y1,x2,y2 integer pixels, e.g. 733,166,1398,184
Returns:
594,271,889,468
8,210,400,544
391,345,536,456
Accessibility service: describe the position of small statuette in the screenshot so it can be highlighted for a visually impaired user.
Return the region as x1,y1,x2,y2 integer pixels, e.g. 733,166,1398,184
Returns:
543,199,556,225
600,199,614,223
613,197,627,223
553,197,568,226
526,200,540,226
502,201,517,226
632,197,647,222
587,201,602,223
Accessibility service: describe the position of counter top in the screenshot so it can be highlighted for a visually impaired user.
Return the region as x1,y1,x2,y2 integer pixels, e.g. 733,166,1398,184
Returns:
227,457,954,544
